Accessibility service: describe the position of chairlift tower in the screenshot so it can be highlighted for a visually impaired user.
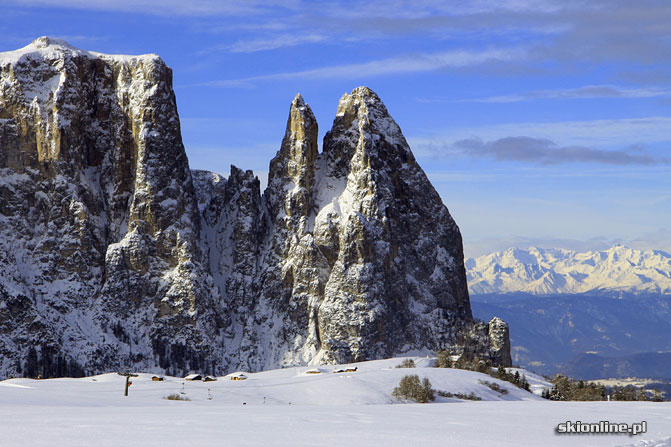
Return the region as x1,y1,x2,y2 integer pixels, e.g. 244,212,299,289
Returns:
118,371,138,396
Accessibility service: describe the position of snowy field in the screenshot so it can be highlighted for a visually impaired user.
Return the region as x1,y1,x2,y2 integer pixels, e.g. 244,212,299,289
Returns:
1,357,669,446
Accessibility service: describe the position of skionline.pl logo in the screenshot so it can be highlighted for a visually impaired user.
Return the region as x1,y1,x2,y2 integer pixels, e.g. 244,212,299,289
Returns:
557,421,647,435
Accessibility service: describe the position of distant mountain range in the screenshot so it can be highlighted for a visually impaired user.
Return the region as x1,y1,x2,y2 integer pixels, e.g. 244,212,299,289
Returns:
468,245,671,379
466,245,671,295
472,293,671,378
562,352,671,381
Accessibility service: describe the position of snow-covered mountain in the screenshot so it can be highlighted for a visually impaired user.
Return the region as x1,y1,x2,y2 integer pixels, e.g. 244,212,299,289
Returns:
0,37,509,379
467,245,671,295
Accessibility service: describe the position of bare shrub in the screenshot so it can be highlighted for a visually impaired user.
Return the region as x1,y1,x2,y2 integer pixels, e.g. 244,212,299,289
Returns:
393,375,435,403
437,390,482,401
165,393,191,401
479,380,508,395
396,359,416,368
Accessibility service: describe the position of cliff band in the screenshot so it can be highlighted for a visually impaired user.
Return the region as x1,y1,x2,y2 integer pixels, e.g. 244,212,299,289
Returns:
0,38,510,378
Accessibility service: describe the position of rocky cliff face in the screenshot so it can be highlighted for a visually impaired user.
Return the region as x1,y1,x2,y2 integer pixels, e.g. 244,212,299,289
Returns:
0,37,226,377
0,38,509,378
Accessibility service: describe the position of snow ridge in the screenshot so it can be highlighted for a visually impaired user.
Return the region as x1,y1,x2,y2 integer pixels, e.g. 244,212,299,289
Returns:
467,245,671,295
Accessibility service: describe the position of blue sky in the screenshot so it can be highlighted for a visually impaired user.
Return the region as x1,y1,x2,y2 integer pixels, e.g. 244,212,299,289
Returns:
2,0,670,256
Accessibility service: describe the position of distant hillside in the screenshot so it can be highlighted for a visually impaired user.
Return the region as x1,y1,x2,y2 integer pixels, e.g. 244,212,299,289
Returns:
472,293,671,379
467,245,671,295
562,352,671,380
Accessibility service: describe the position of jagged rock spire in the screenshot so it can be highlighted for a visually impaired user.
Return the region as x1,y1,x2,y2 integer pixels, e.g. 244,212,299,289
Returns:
0,39,511,381
269,93,318,187
266,93,318,220
323,86,414,179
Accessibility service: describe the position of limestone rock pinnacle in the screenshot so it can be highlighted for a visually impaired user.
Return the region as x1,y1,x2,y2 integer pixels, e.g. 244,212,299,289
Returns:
0,38,511,378
266,93,318,221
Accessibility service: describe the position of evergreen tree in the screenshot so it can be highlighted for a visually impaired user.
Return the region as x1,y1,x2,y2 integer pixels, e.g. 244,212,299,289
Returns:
435,350,453,368
521,374,530,392
24,347,38,378
637,388,648,401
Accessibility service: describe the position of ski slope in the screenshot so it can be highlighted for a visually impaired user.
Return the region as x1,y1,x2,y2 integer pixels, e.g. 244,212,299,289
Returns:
1,357,669,446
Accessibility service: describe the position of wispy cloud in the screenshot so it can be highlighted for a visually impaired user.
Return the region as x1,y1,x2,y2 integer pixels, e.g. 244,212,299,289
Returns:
201,47,525,87
4,0,296,16
411,117,671,152
204,20,290,33
315,1,671,79
451,137,670,165
5,0,559,18
449,85,671,103
202,34,327,54
303,0,563,21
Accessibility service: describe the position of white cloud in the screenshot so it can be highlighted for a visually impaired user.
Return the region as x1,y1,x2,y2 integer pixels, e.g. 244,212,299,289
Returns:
203,47,525,86
449,137,669,165
205,34,327,54
5,0,559,18
4,0,295,16
455,85,671,103
411,116,671,152
304,0,561,21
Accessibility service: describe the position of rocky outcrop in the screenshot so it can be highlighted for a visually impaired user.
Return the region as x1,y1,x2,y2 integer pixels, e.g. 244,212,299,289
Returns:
0,38,510,378
0,37,225,377
311,87,474,363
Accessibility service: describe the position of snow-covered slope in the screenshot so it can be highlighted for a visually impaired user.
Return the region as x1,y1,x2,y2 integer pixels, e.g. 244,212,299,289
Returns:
467,245,671,295
0,357,543,406
1,357,670,447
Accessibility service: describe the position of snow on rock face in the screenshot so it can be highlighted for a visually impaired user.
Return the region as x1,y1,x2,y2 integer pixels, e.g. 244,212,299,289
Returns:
241,86,508,368
313,87,474,363
0,38,510,379
467,245,671,295
0,37,225,378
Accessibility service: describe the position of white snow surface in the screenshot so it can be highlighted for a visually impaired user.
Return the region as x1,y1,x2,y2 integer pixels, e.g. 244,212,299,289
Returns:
0,36,158,66
467,245,671,295
1,357,669,446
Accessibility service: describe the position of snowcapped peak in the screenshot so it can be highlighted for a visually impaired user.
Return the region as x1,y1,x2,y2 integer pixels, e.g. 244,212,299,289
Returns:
467,245,671,295
327,86,411,168
292,93,305,107
0,37,81,65
0,36,90,65
336,86,384,116
349,86,378,100
31,36,79,51
288,93,312,121
0,37,160,67
282,92,317,146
